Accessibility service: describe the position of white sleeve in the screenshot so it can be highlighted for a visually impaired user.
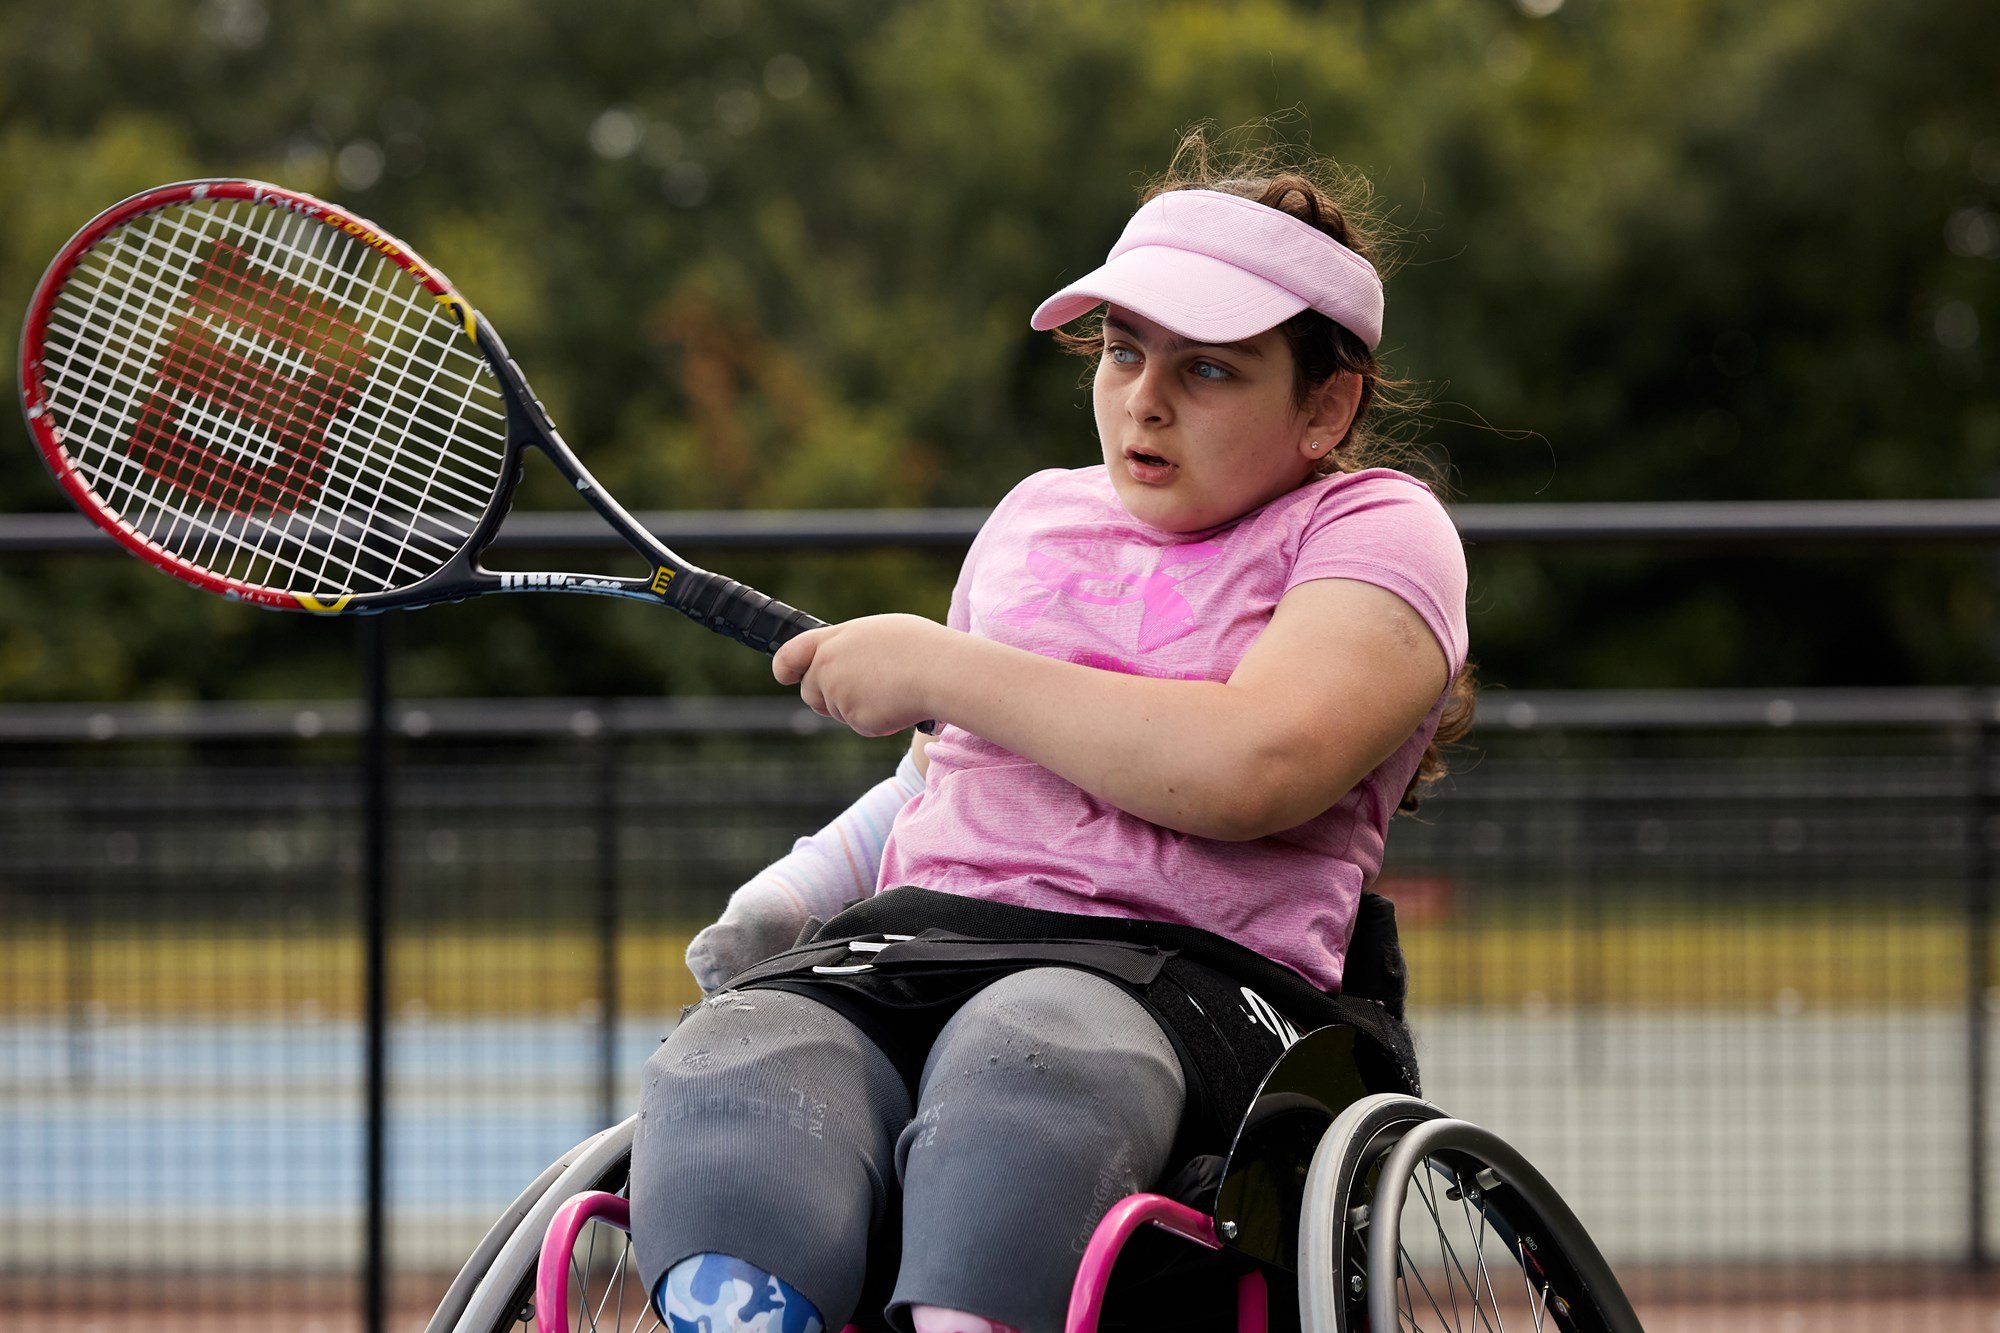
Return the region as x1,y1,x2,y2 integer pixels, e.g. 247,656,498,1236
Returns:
684,753,923,993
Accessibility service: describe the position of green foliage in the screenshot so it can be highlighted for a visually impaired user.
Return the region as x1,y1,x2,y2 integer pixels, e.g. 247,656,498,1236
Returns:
0,0,1993,702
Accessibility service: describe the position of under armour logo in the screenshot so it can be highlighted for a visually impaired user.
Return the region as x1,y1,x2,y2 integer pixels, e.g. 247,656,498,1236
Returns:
995,537,1224,652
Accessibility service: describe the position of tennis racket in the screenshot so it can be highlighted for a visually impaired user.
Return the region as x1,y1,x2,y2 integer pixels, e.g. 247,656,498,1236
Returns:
17,178,823,655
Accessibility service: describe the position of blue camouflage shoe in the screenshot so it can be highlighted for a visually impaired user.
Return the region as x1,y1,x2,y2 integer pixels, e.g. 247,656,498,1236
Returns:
654,1252,826,1333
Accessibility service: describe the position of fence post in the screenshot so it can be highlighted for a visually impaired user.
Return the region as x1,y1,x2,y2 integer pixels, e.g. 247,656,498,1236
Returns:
361,618,392,1333
596,713,622,1130
1972,701,1995,1273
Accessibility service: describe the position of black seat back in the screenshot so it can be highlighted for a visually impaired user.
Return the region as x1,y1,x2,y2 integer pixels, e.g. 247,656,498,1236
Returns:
1338,889,1409,1021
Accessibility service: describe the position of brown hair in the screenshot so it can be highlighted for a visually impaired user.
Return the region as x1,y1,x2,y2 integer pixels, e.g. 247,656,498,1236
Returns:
1055,125,1478,814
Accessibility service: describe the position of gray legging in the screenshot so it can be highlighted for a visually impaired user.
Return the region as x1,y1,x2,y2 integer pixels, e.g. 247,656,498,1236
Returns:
630,966,1188,1333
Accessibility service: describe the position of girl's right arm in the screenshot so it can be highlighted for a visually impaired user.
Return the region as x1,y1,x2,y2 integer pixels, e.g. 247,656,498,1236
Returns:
684,748,925,993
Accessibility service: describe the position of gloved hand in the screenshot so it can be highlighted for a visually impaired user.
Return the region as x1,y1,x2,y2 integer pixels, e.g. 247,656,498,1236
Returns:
685,752,924,994
685,882,821,995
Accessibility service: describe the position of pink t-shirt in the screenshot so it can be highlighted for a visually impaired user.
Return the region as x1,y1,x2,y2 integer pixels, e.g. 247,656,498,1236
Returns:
877,464,1470,991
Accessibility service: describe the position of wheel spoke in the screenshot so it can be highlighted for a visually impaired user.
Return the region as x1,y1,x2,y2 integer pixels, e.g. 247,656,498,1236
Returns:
609,1239,626,1332
1453,1176,1510,1332
559,1218,645,1333
1414,1170,1469,1330
1424,1168,1472,1320
587,1224,621,1330
1400,1237,1458,1330
1517,1237,1554,1332
1415,1167,1496,1332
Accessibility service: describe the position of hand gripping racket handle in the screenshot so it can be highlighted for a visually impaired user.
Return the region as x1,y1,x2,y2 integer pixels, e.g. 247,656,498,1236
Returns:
676,572,939,735
677,572,824,656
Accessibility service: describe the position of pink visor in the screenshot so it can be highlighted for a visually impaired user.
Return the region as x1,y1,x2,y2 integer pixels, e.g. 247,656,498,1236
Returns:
1030,188,1384,350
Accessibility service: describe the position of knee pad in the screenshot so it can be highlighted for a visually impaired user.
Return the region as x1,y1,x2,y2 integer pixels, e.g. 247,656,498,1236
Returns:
654,1252,825,1333
918,967,1185,1119
909,1306,1020,1333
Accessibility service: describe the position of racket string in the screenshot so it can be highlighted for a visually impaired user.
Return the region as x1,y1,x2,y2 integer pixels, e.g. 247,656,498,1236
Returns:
134,239,372,515
95,203,498,589
226,203,495,595
36,193,510,598
41,209,487,594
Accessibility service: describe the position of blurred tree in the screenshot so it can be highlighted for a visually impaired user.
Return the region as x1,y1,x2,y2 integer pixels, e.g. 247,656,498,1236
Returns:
0,0,1992,702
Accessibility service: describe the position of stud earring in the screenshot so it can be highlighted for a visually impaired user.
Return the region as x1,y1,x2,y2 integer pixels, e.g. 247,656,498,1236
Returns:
1307,440,1323,453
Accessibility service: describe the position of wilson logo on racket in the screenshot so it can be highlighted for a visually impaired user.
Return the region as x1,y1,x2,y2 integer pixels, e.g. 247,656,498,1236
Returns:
497,573,626,592
131,239,371,516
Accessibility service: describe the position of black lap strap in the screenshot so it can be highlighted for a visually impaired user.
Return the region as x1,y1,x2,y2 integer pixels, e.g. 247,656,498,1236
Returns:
872,932,1171,986
724,928,1167,993
721,887,1420,1097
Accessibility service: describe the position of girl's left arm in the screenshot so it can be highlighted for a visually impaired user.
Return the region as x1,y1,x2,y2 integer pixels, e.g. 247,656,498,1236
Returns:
773,577,1450,841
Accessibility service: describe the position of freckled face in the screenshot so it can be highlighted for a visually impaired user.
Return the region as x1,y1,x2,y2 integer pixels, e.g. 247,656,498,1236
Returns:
1092,305,1317,533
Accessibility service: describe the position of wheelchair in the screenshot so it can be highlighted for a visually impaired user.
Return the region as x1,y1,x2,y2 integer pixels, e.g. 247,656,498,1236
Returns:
425,896,1643,1333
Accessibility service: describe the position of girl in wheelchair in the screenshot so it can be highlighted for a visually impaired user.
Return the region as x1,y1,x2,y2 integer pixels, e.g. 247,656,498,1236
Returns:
632,130,1476,1333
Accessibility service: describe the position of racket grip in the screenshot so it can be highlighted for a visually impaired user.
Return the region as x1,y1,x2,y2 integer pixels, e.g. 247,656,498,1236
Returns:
681,573,824,656
680,573,939,735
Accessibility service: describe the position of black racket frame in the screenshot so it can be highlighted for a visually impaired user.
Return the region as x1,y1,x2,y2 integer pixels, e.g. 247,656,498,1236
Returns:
335,316,826,660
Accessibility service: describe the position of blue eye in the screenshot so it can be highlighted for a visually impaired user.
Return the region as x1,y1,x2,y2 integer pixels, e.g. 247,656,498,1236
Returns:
1191,360,1229,381
1107,344,1140,365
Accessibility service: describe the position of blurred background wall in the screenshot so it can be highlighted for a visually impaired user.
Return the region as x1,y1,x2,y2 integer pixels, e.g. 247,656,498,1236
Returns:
1,0,1996,1328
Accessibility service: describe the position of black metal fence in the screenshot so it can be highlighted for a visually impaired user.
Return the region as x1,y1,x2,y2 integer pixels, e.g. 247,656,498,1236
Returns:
4,504,1999,1330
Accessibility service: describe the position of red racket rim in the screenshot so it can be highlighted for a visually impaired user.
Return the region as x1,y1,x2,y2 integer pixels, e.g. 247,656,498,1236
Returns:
18,178,480,612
